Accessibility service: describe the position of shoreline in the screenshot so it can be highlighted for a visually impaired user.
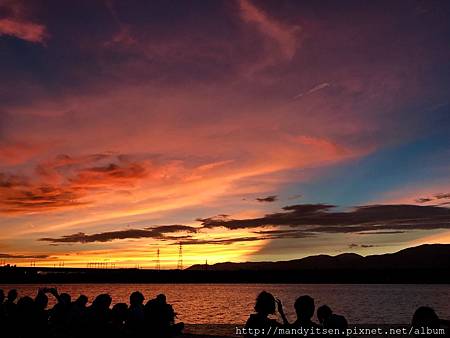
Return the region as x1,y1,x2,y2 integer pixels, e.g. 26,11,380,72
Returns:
2,266,450,284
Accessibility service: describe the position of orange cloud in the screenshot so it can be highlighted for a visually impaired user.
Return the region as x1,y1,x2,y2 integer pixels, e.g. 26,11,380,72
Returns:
0,141,44,165
0,153,156,214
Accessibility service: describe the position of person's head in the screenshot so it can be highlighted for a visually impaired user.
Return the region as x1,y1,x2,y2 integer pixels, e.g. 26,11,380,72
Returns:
92,294,112,310
156,294,166,304
317,305,333,324
294,295,315,320
144,298,156,309
35,292,49,310
412,306,440,328
254,291,276,315
7,289,18,302
17,296,34,313
59,293,71,305
130,291,145,306
74,295,88,307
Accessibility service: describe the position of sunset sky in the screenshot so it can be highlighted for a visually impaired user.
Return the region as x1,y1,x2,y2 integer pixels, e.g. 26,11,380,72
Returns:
1,0,450,268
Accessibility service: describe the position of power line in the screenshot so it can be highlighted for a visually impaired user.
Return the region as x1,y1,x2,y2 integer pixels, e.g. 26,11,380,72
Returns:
177,242,183,270
156,248,161,270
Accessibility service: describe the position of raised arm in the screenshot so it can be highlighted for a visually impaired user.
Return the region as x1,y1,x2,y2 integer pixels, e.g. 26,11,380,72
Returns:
48,287,61,302
276,298,289,326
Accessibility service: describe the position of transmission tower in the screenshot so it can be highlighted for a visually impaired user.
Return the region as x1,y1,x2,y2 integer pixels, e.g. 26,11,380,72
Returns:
177,242,183,270
156,248,161,270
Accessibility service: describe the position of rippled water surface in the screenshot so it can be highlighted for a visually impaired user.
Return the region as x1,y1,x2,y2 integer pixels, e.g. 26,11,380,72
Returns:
1,284,449,324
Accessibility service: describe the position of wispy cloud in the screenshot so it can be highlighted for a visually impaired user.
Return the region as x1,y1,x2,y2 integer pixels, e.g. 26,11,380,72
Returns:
238,0,299,60
293,83,331,99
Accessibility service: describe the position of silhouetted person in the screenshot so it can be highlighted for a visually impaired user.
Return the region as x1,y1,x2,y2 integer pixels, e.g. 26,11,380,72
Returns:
71,294,88,318
110,303,128,338
0,289,6,337
317,304,348,336
126,291,145,337
16,296,35,338
33,289,50,336
411,306,449,337
5,289,18,314
4,289,18,337
68,295,89,338
291,295,320,329
317,305,332,325
145,293,184,338
245,291,282,337
0,289,4,322
48,288,72,336
0,289,5,319
86,293,112,338
75,294,88,305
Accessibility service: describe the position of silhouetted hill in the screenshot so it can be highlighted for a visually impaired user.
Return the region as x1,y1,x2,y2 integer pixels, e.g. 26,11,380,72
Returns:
187,244,450,271
2,244,449,283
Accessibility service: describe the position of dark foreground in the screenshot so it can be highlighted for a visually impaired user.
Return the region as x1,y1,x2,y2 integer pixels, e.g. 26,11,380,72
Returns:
1,287,449,338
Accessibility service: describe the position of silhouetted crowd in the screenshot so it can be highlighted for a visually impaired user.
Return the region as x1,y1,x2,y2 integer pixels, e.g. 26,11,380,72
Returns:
1,288,449,338
0,288,183,338
245,291,450,337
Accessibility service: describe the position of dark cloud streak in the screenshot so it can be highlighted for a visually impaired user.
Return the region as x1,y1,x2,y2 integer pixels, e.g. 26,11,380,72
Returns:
0,253,50,259
39,225,197,243
199,203,450,234
256,195,277,202
179,236,263,245
37,203,450,245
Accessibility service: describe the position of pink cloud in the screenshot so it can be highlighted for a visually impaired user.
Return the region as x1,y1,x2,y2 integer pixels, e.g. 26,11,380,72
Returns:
0,18,47,43
238,0,300,60
0,0,48,44
372,181,450,206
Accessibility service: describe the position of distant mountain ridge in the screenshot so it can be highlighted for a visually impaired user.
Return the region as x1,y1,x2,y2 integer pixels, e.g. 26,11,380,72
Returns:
187,244,450,271
2,244,449,284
